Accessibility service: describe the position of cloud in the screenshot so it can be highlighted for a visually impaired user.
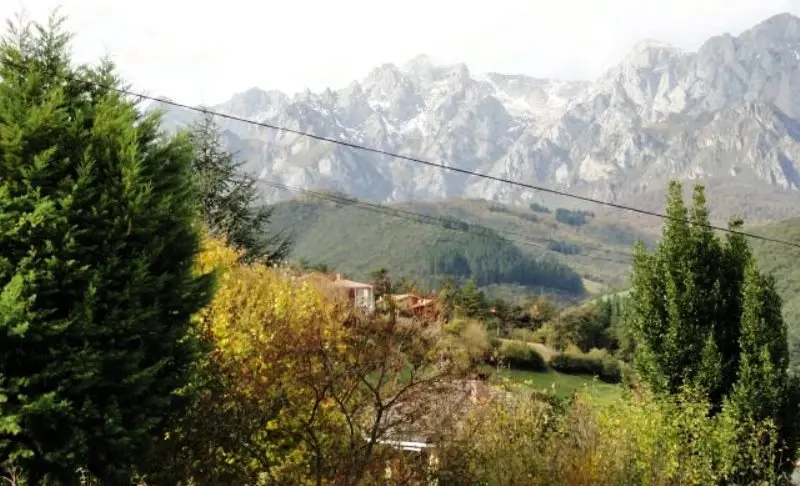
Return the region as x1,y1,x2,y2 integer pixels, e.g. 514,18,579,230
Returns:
2,0,799,105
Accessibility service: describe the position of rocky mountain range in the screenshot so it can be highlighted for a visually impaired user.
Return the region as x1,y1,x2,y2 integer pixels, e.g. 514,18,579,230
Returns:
153,12,800,222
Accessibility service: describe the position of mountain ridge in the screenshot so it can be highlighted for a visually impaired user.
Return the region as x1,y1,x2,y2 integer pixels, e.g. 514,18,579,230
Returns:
153,12,800,219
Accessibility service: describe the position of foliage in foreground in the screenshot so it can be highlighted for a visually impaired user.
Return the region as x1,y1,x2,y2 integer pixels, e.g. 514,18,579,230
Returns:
0,14,213,484
147,236,466,485
436,391,792,486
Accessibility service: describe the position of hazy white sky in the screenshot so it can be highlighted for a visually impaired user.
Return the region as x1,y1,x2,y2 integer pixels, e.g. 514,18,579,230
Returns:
2,0,800,105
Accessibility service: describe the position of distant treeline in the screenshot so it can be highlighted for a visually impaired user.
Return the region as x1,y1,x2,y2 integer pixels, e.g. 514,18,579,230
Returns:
427,231,585,295
555,208,595,227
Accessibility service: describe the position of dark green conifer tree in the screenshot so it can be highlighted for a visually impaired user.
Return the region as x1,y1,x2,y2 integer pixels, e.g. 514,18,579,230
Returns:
0,13,213,483
458,279,486,318
186,112,290,265
369,267,392,299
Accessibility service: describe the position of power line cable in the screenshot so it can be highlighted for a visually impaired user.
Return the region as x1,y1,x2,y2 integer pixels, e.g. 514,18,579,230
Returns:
3,57,799,249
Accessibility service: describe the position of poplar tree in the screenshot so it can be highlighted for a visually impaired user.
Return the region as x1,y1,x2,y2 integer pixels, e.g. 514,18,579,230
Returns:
626,180,799,477
0,13,213,483
725,261,800,480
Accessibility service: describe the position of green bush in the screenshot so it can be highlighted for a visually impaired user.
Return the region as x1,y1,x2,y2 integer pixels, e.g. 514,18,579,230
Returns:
0,15,214,483
500,341,548,371
547,241,582,255
508,328,538,343
435,392,790,486
444,317,469,335
531,323,557,345
487,337,503,363
550,349,621,383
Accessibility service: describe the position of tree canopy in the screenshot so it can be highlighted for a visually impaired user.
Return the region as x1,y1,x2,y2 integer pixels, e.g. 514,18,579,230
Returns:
0,13,214,483
187,112,291,265
625,181,800,479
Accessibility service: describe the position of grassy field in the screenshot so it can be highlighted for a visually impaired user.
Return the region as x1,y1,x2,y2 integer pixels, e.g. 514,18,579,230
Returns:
481,365,623,404
487,338,623,404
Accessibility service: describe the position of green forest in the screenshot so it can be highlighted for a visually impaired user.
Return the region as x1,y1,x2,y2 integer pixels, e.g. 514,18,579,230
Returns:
267,197,650,295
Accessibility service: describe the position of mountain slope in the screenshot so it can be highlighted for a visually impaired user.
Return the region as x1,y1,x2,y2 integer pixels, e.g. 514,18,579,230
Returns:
750,218,800,362
269,196,653,296
154,12,800,221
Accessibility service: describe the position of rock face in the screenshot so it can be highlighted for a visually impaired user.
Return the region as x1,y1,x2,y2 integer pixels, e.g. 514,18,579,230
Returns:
154,13,800,214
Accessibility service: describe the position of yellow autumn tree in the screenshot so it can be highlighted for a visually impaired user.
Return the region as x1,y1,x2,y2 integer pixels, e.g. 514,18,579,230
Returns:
148,235,465,486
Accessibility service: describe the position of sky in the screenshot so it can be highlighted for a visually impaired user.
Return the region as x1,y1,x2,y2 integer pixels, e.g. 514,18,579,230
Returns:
2,0,800,106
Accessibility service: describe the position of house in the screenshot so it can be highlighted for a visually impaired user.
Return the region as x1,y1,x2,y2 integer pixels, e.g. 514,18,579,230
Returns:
391,293,422,308
296,271,376,313
408,298,437,318
332,274,375,313
389,293,438,318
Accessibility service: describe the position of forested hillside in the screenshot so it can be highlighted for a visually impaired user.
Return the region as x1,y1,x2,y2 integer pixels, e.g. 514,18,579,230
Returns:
269,197,588,296
269,196,654,295
751,218,800,367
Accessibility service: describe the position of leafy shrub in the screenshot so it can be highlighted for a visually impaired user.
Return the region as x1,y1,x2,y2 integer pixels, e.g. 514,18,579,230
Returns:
435,391,789,485
547,241,582,255
555,208,594,227
508,328,538,343
458,320,491,365
529,202,551,213
550,348,621,383
531,324,557,345
500,341,548,371
444,317,470,335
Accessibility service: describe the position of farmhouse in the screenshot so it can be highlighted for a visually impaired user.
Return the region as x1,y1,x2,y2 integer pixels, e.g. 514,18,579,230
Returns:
332,274,376,313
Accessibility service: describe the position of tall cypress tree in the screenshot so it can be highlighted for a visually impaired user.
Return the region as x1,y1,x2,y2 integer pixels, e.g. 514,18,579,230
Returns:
0,13,213,483
186,112,291,265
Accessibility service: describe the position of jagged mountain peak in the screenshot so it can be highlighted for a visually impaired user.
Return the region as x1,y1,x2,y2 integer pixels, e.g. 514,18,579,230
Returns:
221,87,289,118
743,12,800,42
154,12,800,220
629,38,681,54
401,53,438,74
609,37,687,73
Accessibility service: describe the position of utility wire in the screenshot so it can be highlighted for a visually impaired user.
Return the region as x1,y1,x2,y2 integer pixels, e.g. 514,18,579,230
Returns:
259,179,634,265
3,57,799,249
